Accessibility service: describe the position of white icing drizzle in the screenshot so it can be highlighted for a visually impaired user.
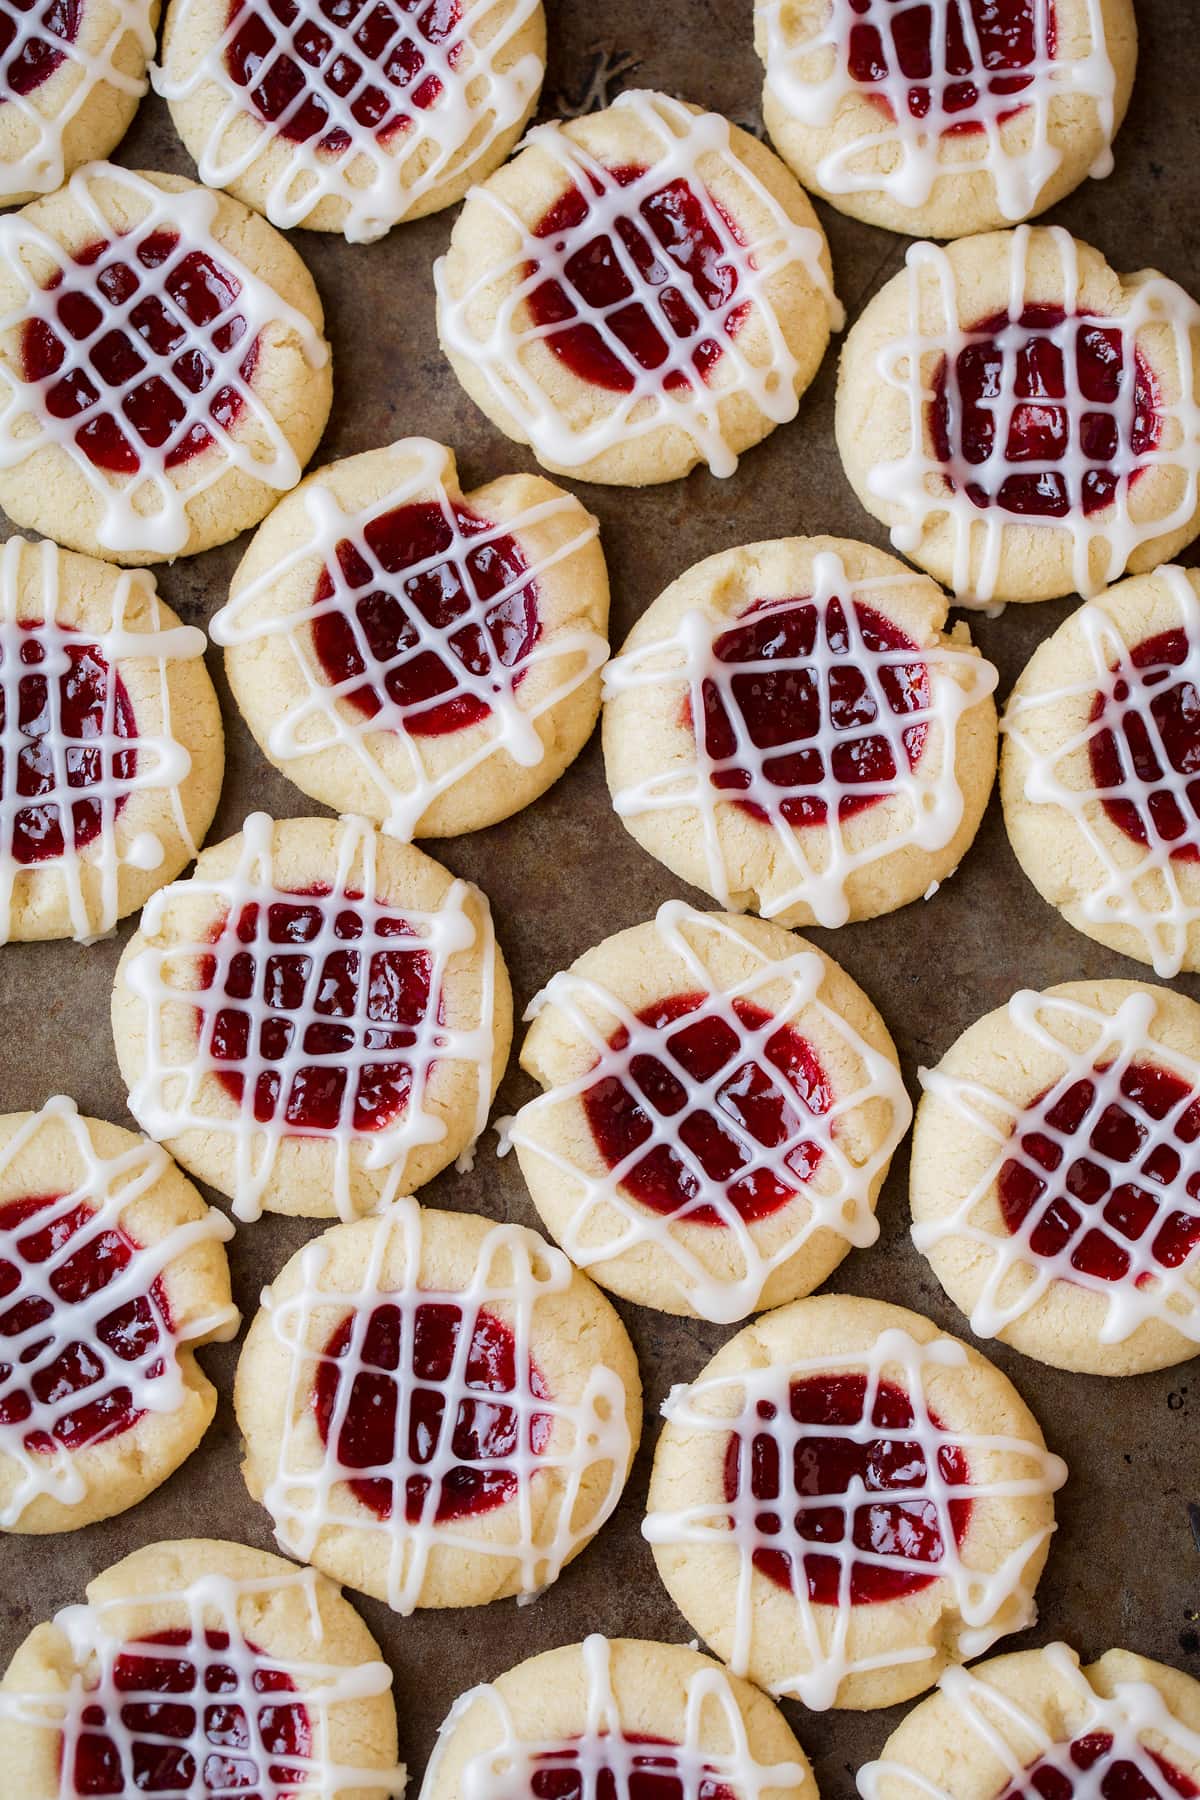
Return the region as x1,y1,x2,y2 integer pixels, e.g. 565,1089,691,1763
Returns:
0,1094,237,1528
866,227,1200,606
603,548,998,929
500,902,911,1326
258,1196,632,1615
123,811,501,1223
643,1325,1067,1711
434,89,843,480
759,0,1117,219
153,0,543,243
915,987,1200,1347
210,437,607,842
1003,565,1200,979
0,163,328,559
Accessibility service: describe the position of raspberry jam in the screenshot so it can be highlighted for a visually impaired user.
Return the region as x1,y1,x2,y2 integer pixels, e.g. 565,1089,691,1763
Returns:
312,1300,552,1521
846,0,1053,130
931,304,1162,518
20,229,256,477
999,1733,1199,1800
0,1193,170,1454
309,499,540,738
0,0,81,99
722,1372,971,1604
582,990,832,1228
530,1736,736,1800
71,1627,311,1796
0,623,137,866
526,163,748,394
1088,629,1200,864
998,1059,1200,1284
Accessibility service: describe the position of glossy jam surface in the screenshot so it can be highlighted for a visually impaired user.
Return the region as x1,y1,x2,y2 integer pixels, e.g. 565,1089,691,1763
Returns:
722,1371,971,1605
530,1735,736,1800
999,1733,1200,1800
847,0,1054,130
309,498,541,738
1088,628,1200,864
0,0,81,99
312,1300,552,1521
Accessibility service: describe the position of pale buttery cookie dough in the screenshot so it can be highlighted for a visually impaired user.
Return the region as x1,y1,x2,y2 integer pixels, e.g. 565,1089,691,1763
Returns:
155,0,545,243
236,1198,641,1613
911,979,1200,1377
505,903,911,1324
755,0,1136,240
836,226,1200,607
212,438,609,841
0,163,332,565
643,1293,1066,1712
0,1537,404,1797
1002,565,1200,978
435,88,843,487
111,812,513,1222
603,535,998,928
0,1095,236,1534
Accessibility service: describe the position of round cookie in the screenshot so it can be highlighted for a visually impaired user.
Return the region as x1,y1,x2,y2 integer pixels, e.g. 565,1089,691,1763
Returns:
508,903,912,1324
603,534,998,928
236,1198,642,1612
0,534,223,943
0,1537,403,1797
835,226,1200,607
1001,565,1200,978
0,163,332,565
212,438,609,841
911,978,1200,1377
0,1095,236,1534
643,1293,1066,1712
755,0,1137,240
111,811,513,1222
156,0,546,242
435,88,842,488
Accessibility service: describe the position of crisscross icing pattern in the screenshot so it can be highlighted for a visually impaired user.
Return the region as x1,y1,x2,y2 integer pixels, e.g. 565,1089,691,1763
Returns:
210,437,607,841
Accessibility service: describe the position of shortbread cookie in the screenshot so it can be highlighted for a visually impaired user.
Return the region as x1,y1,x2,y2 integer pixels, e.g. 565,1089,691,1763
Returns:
435,89,842,488
236,1198,641,1612
603,536,998,928
836,226,1200,607
156,0,545,242
911,980,1200,1377
507,903,911,1324
112,812,512,1221
0,1096,236,1534
756,0,1136,240
1002,566,1200,978
0,1538,403,1796
0,163,332,564
643,1294,1066,1711
213,438,608,841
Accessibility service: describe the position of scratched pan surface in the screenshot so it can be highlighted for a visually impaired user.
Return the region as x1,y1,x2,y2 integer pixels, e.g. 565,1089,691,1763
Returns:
1,1,1199,1795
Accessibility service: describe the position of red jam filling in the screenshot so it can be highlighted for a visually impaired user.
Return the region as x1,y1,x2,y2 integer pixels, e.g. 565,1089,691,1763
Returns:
722,1372,971,1605
71,1627,311,1797
999,1733,1199,1800
581,990,832,1228
312,1299,552,1522
530,1736,736,1800
0,0,81,99
931,303,1161,519
998,1058,1200,1284
0,1193,170,1454
200,886,434,1134
20,229,258,477
1088,628,1200,864
846,0,1054,131
526,163,748,394
308,498,540,738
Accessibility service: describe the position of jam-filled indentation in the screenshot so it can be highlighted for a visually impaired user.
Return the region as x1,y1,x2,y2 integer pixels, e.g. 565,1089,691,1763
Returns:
998,1730,1200,1800
530,1734,737,1800
1088,627,1200,865
846,0,1054,132
0,0,82,99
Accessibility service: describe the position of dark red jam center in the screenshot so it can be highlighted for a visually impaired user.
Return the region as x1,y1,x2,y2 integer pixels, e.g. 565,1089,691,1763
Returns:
20,229,258,477
200,885,434,1134
309,498,540,738
998,1058,1200,1284
0,0,81,100
526,163,748,395
846,0,1053,131
931,304,1161,519
0,1193,170,1455
71,1627,311,1797
722,1372,971,1605
1088,628,1200,864
999,1733,1200,1800
312,1300,552,1522
581,990,832,1228
530,1736,736,1800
